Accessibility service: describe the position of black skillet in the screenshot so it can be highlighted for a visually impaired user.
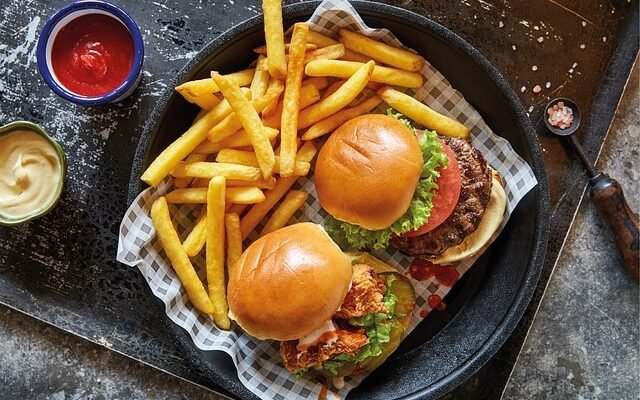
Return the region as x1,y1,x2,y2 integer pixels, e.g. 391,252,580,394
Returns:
127,2,550,399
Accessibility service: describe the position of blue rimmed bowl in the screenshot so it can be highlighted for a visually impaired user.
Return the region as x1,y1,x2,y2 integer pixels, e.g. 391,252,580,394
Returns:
36,0,144,106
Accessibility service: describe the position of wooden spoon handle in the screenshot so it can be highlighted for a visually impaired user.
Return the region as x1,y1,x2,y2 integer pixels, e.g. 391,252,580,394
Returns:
590,173,639,281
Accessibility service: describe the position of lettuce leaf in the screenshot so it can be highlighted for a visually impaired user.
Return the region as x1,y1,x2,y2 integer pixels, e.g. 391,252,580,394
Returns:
325,109,448,250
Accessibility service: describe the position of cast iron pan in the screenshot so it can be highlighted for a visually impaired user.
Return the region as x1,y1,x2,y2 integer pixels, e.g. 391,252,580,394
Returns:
127,1,550,398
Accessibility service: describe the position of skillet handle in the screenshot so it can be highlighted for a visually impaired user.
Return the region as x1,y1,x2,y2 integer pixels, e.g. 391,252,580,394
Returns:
590,173,639,281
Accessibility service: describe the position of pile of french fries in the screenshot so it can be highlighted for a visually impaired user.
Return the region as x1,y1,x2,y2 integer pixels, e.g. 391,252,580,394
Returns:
143,0,470,330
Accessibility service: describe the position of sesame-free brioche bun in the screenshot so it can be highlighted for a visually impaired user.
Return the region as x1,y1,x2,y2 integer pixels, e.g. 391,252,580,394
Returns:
227,223,352,341
314,114,423,230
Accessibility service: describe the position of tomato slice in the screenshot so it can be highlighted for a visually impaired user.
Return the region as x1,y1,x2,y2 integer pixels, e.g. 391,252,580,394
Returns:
401,139,461,237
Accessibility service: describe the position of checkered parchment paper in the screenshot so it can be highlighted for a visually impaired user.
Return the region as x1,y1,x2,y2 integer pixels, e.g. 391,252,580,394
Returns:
117,1,538,398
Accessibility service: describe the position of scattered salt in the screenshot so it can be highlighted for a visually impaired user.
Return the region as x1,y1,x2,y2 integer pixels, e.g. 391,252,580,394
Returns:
572,62,578,68
537,36,544,43
520,86,526,93
545,81,551,89
528,106,534,112
512,45,517,51
532,65,538,71
580,44,586,49
534,25,540,30
499,21,504,28
581,21,587,27
602,36,607,42
533,85,542,93
569,68,574,74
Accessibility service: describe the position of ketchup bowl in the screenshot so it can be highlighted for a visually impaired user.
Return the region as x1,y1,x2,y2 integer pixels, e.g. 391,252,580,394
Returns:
36,0,144,106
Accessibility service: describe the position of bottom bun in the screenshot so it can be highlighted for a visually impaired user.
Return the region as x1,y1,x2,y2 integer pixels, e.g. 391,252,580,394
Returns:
430,177,506,264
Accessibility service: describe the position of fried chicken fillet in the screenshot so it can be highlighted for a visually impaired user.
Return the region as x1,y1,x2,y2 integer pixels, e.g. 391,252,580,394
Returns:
280,264,388,372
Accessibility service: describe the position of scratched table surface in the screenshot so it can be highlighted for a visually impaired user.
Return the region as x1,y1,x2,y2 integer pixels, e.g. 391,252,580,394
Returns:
0,0,637,398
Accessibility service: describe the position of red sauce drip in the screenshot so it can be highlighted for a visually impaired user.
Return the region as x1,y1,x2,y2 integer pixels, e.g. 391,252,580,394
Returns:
51,14,134,97
318,386,328,400
317,377,329,400
427,294,442,309
419,309,428,318
408,258,460,287
437,301,447,311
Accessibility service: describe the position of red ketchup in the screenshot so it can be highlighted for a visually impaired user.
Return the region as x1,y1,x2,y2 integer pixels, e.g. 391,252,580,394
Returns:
51,14,133,97
408,258,460,287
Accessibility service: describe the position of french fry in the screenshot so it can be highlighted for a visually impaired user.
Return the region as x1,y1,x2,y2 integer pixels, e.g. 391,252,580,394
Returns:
298,60,374,129
377,86,470,139
225,213,243,271
211,72,276,179
320,80,345,101
150,197,215,314
262,84,320,128
195,127,279,154
253,43,317,55
215,149,259,166
175,70,254,110
296,140,318,161
339,29,424,72
178,89,220,111
240,178,294,239
280,23,308,177
173,153,208,189
341,48,371,63
306,30,369,63
166,187,265,204
171,162,262,181
261,78,285,117
303,43,345,64
249,55,270,101
227,177,276,190
301,76,329,91
192,108,209,124
216,150,310,176
302,95,382,140
261,190,308,235
182,207,208,257
205,176,230,329
190,177,211,188
305,59,423,88
262,0,287,80
208,80,283,143
240,142,317,238
228,203,249,216
140,89,251,187
306,30,338,48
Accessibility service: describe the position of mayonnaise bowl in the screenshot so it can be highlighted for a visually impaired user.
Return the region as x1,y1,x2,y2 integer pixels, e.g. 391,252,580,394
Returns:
0,121,67,226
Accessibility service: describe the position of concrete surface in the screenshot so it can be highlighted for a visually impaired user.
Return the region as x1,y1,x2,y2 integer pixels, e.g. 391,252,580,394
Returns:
503,62,640,399
0,67,637,400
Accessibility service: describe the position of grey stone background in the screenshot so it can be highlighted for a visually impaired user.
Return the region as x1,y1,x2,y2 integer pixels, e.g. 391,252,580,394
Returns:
1,64,637,399
502,61,640,399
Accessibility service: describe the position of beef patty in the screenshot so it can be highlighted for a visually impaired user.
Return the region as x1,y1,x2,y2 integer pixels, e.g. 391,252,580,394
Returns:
391,137,492,257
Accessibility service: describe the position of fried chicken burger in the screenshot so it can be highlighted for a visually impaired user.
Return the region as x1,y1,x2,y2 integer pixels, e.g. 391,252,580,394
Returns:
227,222,416,379
315,112,506,263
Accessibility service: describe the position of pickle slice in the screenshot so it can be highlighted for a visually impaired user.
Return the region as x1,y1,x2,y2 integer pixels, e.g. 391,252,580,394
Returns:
388,273,415,320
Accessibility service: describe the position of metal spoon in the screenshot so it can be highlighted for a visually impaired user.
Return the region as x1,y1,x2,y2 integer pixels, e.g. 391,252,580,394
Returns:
545,98,639,280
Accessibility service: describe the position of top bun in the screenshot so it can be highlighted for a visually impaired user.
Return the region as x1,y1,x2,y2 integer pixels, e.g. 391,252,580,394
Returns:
227,223,352,341
314,114,423,230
